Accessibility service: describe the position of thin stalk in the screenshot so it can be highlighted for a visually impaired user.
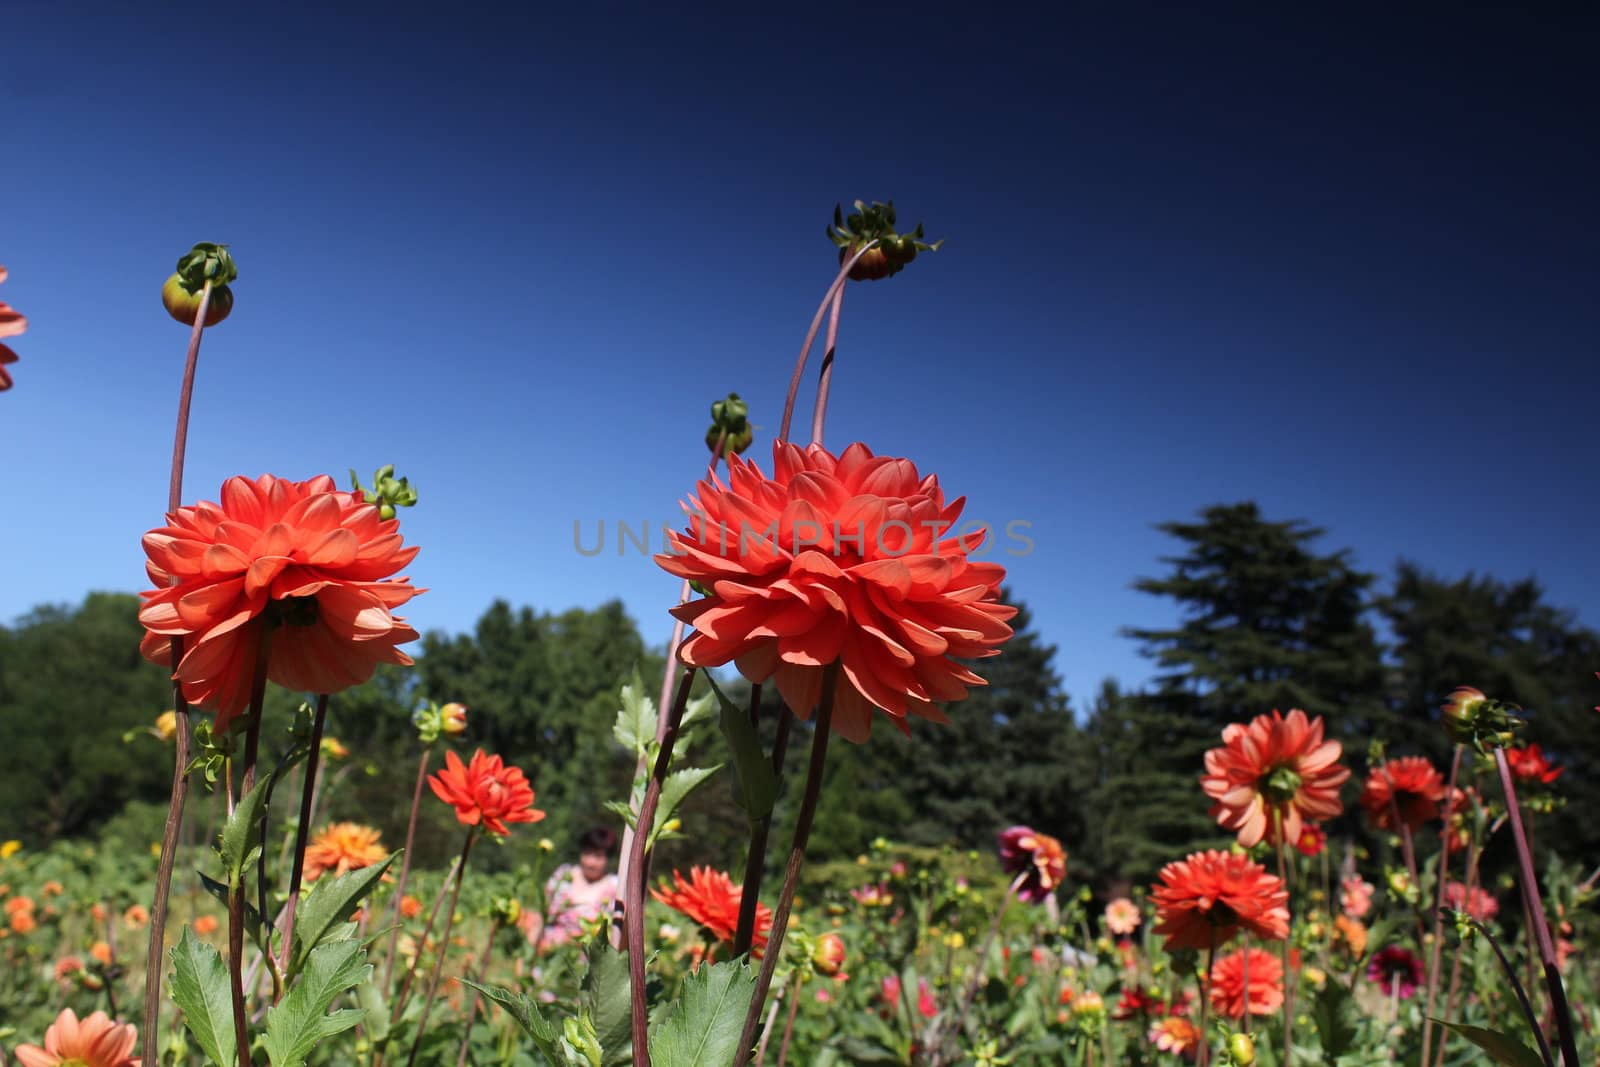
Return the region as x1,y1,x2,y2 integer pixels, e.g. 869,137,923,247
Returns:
455,920,503,1067
733,683,770,958
142,279,214,1067
753,997,782,1067
1197,929,1216,1067
733,664,839,1067
275,694,329,978
1495,748,1580,1065
775,971,803,1067
388,851,468,1032
1466,914,1557,1067
808,284,845,447
382,747,433,990
1275,820,1293,1060
228,639,271,1067
614,437,726,941
1421,744,1464,1065
626,669,699,1066
404,830,478,1067
776,243,878,443
1240,933,1251,1036
1434,828,1483,1067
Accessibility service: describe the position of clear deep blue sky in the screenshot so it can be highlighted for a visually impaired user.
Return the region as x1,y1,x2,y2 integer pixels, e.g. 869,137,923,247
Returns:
4,6,1595,710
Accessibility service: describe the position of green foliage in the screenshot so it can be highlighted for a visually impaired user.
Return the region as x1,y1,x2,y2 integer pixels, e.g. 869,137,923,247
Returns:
169,927,238,1067
581,940,634,1066
1432,1021,1548,1067
263,938,371,1066
220,775,272,888
288,852,397,975
648,960,756,1067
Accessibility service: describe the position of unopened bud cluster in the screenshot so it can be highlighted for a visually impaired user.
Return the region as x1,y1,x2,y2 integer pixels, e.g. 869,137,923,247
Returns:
1440,686,1523,752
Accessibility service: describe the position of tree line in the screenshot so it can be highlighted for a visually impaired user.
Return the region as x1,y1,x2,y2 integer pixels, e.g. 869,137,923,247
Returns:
1,500,1593,886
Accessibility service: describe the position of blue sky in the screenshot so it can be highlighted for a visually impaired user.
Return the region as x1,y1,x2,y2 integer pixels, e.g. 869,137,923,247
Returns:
3,6,1595,710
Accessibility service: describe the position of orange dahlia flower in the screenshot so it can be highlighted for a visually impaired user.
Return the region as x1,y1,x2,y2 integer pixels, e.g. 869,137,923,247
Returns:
650,867,772,957
1151,850,1289,950
1359,756,1445,832
1200,708,1348,848
0,266,25,392
1149,1016,1201,1057
997,826,1067,903
1104,897,1141,936
655,441,1016,741
1208,946,1284,1019
192,915,219,937
302,822,389,882
428,749,544,836
14,1009,139,1067
1506,743,1564,785
138,474,422,729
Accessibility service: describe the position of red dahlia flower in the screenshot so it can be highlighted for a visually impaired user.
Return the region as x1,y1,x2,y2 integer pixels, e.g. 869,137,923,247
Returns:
1366,945,1424,998
1151,850,1289,950
1505,743,1564,784
138,474,422,728
428,749,545,836
655,441,1016,741
997,826,1067,903
1442,881,1499,923
1209,947,1283,1019
0,266,25,392
1359,756,1446,832
1200,709,1348,848
651,867,772,957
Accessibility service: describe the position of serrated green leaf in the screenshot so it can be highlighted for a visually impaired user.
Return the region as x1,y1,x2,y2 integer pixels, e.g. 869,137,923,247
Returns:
263,939,371,1067
648,766,721,849
289,852,398,975
581,940,633,1066
461,981,565,1061
708,677,778,820
168,927,237,1067
1432,1021,1548,1067
649,960,756,1066
603,800,638,829
613,670,656,760
679,690,716,731
358,977,389,1042
1310,981,1359,1058
219,775,273,887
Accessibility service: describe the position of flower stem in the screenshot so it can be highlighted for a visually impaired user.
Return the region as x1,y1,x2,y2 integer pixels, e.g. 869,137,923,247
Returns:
1274,817,1293,1060
1420,744,1464,1066
404,829,477,1067
384,849,467,1052
808,283,845,447
229,639,271,1067
142,279,214,1067
733,663,839,1067
733,683,773,958
275,694,328,980
1197,929,1216,1067
776,970,803,1067
1434,824,1483,1067
777,243,878,443
382,747,433,991
1494,748,1580,1065
1467,914,1557,1067
454,920,502,1067
626,668,699,1067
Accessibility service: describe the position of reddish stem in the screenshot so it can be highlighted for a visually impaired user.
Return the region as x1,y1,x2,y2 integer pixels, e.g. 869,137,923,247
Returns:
382,748,433,991
404,829,477,1067
275,694,328,979
1420,745,1464,1065
142,279,213,1067
808,283,845,447
776,243,877,444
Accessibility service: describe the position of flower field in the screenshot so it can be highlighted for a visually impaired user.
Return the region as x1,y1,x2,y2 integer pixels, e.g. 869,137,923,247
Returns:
1,219,1597,1067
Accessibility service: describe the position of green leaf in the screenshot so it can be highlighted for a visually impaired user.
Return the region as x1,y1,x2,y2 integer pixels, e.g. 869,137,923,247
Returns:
168,927,237,1067
1432,1021,1548,1067
460,981,565,1061
219,775,273,887
289,852,398,975
263,939,372,1067
1310,981,1359,1059
708,676,778,820
648,766,722,849
603,799,638,829
649,960,756,1067
613,670,656,760
357,977,389,1042
197,872,266,953
581,940,633,1066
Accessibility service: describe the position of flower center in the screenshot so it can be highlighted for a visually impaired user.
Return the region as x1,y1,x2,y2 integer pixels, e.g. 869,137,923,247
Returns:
265,594,320,629
1259,764,1302,802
